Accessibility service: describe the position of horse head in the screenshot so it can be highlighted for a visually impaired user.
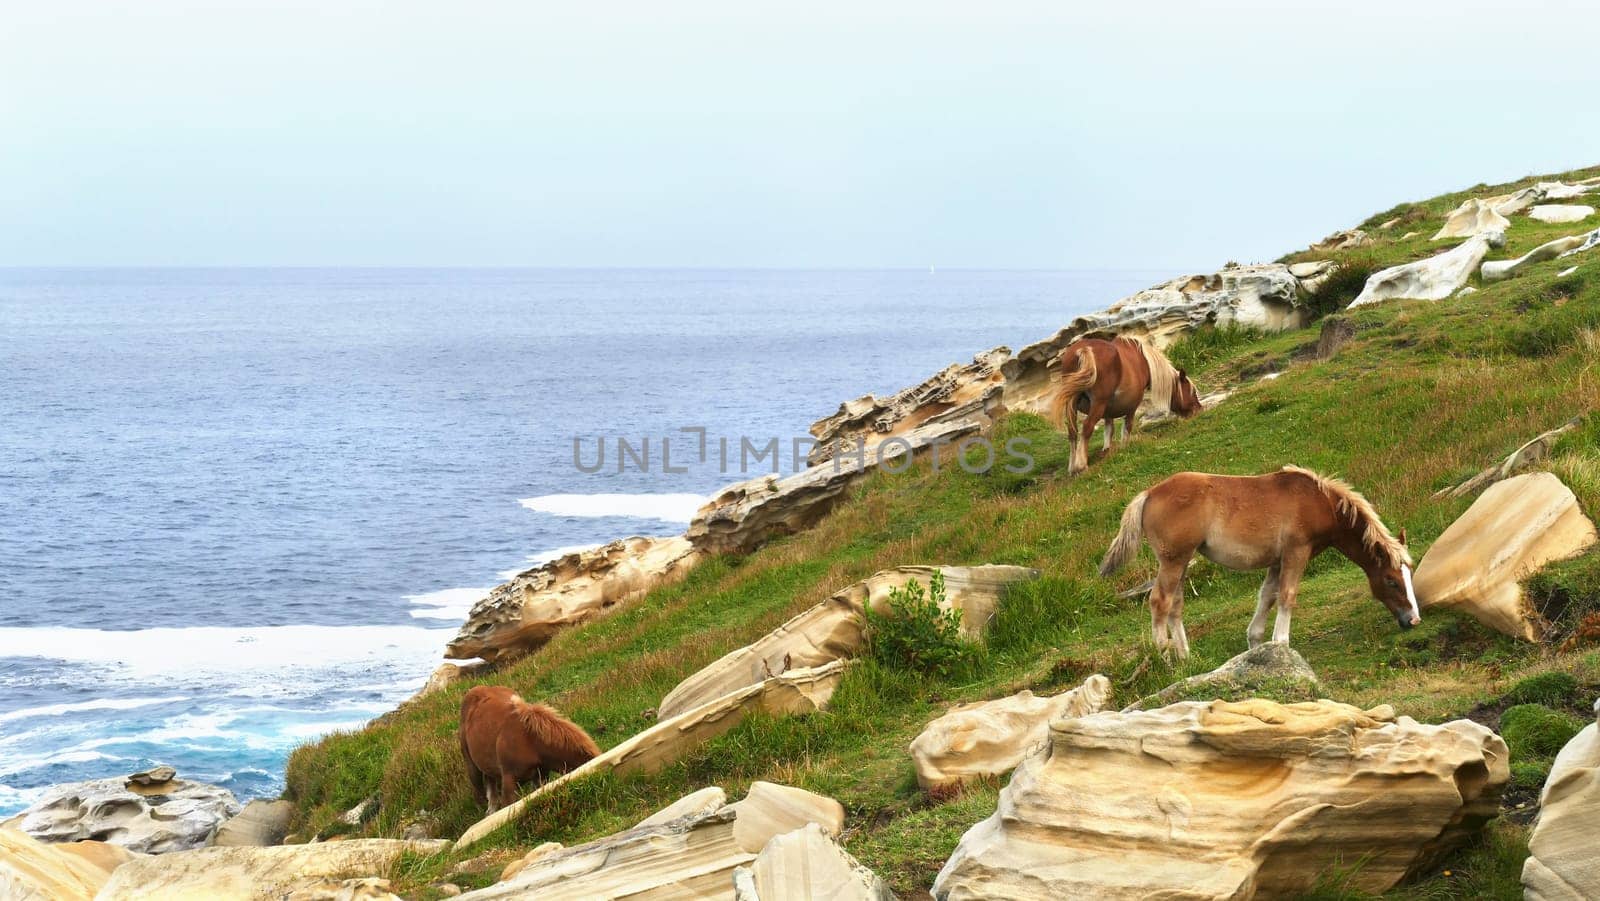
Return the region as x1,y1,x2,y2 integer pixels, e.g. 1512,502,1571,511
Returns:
1366,528,1420,630
1171,370,1203,418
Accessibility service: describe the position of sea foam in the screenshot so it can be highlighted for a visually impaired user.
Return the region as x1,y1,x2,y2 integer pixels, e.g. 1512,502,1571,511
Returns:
518,493,707,523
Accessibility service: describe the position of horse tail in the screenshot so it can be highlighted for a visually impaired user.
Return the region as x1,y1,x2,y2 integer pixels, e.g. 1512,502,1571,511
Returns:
1056,345,1098,433
1099,490,1148,576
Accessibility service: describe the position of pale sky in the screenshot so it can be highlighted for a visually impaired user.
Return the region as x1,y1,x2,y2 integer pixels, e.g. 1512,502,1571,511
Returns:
3,0,1596,268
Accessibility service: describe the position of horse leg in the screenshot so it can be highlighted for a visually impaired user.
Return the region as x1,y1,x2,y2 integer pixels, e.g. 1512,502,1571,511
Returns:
1081,400,1108,466
1067,405,1089,475
461,731,488,812
1103,418,1115,453
1247,565,1281,648
500,771,522,809
1150,555,1187,656
1273,550,1310,645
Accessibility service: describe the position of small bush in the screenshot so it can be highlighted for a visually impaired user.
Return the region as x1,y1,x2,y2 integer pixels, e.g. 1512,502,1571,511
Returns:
1165,325,1261,375
862,571,981,680
1502,671,1580,708
1304,254,1380,317
1500,704,1585,761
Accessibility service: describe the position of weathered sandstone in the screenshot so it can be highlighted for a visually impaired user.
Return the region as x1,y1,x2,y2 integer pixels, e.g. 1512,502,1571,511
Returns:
1487,184,1549,216
0,828,140,901
1414,472,1598,641
1523,698,1600,900
658,564,1038,720
910,674,1110,794
447,535,701,663
933,699,1508,900
211,798,295,848
635,785,729,828
459,782,844,899
733,823,896,901
1482,234,1592,281
1309,228,1370,252
13,772,240,854
1432,197,1511,240
95,839,447,900
455,662,848,849
1528,204,1595,224
1349,232,1503,307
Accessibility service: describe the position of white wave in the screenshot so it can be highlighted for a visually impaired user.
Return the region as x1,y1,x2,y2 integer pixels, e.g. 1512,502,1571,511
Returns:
404,587,490,621
518,493,706,523
0,695,192,725
497,543,601,580
277,720,372,740
0,783,47,810
0,625,447,675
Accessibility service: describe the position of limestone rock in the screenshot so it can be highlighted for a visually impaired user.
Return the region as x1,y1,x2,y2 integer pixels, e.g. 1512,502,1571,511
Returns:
1349,232,1502,308
1487,184,1549,216
447,536,701,663
933,699,1508,900
807,348,1009,467
455,663,848,849
457,782,844,900
13,773,240,854
1528,204,1595,224
659,565,1038,720
910,674,1111,794
1125,642,1321,711
1288,260,1339,294
1310,228,1371,252
1523,699,1600,900
635,786,728,829
1482,234,1593,281
95,839,447,900
212,799,295,848
1433,198,1511,240
0,828,139,901
687,419,980,556
1414,472,1598,641
1539,182,1597,201
733,823,896,901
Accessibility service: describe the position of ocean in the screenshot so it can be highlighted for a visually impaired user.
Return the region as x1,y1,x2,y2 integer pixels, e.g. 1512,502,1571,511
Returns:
0,267,1162,814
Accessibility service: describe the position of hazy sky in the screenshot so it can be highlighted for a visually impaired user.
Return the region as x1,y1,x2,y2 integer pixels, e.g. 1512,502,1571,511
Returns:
4,1,1597,268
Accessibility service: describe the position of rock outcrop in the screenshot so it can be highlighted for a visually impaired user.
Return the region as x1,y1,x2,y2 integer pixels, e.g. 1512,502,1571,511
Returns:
447,536,701,663
1413,472,1598,641
212,799,295,848
1124,642,1321,711
1487,184,1549,216
1482,234,1593,282
12,772,240,854
933,699,1508,900
455,662,848,849
0,828,140,901
1528,204,1595,224
1433,198,1511,240
733,823,896,901
658,565,1038,720
1309,228,1370,252
459,782,844,900
687,419,980,555
910,674,1111,795
1349,232,1503,307
95,839,447,900
1523,698,1600,900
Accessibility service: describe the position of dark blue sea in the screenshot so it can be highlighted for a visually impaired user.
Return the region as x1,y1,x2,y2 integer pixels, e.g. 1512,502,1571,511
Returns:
0,267,1160,813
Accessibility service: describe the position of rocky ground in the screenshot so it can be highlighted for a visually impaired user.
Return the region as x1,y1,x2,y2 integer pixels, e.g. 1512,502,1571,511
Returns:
6,165,1600,900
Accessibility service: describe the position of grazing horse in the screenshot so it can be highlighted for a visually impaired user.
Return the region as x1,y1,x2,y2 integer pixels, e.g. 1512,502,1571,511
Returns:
459,685,600,813
1053,336,1201,474
1098,466,1418,658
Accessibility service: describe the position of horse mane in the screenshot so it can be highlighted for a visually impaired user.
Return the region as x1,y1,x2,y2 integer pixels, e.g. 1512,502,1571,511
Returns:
1130,336,1183,413
511,696,601,759
1281,466,1412,568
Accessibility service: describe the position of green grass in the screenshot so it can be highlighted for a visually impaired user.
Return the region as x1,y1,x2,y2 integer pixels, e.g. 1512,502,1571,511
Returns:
285,164,1600,896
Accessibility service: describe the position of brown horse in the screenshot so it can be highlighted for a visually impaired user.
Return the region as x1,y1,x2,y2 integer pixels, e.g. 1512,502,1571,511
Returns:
1099,466,1418,658
459,685,600,813
1053,336,1201,474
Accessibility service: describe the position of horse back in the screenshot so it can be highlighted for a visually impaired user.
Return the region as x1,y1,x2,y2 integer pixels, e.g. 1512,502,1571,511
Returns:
1143,470,1335,568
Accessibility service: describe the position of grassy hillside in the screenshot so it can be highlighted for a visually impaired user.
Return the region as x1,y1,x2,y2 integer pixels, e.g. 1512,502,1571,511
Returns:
287,165,1600,899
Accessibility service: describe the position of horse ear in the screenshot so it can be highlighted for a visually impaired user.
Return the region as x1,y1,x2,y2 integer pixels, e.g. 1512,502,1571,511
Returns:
1399,527,1408,546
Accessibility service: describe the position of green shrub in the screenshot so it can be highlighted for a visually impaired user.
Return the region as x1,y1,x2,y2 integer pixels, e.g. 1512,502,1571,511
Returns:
1165,324,1261,374
1304,254,1380,317
861,571,980,680
1509,759,1552,792
1502,671,1580,708
1500,704,1585,761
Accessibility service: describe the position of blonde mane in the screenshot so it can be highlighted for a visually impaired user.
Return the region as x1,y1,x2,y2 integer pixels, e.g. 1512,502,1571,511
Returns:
1281,466,1412,568
511,696,601,759
1133,336,1183,413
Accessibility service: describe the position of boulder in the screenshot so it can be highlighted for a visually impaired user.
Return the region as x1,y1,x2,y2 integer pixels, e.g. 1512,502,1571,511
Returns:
1523,698,1600,900
95,839,447,900
211,799,295,848
457,782,844,900
1414,472,1598,641
732,823,896,901
635,786,728,829
808,348,1009,467
1309,228,1371,252
1124,642,1321,711
499,841,564,883
658,565,1038,720
1539,182,1597,200
455,662,848,849
1528,204,1596,224
446,535,701,663
910,675,1111,795
1487,184,1549,216
1349,232,1503,307
0,828,140,901
126,766,177,788
1432,198,1512,240
932,699,1508,900
13,773,240,854
1313,315,1355,360
687,419,980,556
1288,259,1339,294
1559,227,1600,259
1482,234,1593,281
